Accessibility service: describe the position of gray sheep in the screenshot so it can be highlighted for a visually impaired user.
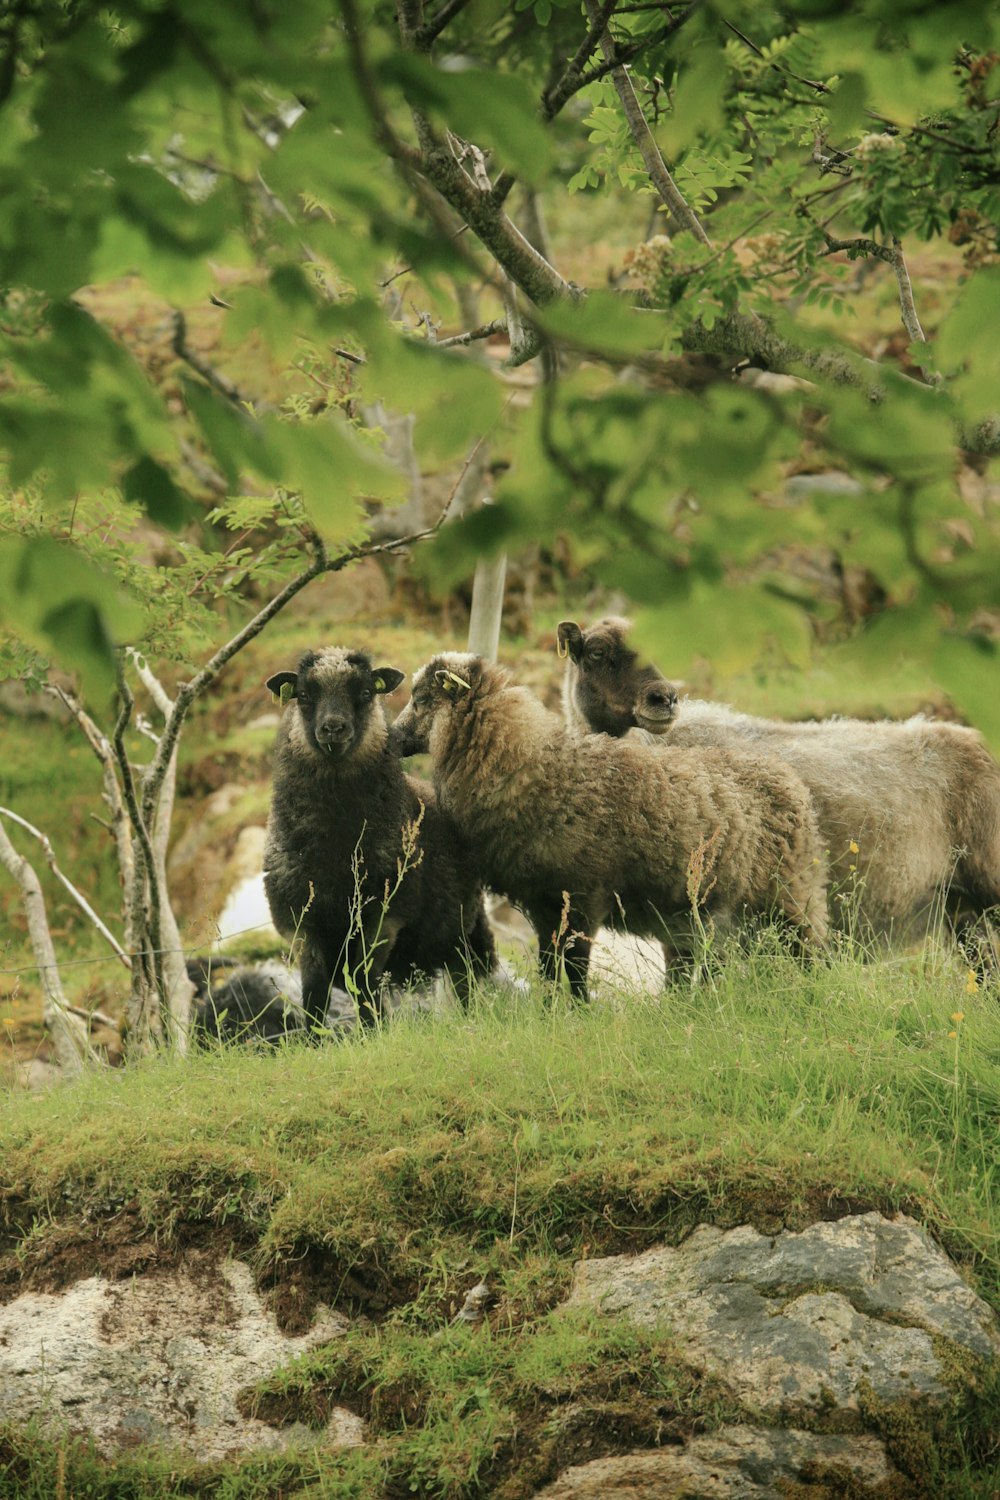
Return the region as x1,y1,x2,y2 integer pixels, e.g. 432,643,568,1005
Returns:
559,616,1000,953
188,960,306,1044
263,647,496,1028
392,653,829,995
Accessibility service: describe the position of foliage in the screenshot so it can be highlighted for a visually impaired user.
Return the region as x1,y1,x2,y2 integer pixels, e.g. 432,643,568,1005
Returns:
0,0,997,712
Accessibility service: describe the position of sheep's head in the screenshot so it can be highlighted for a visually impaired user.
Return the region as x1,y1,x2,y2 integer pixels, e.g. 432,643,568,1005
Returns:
391,652,484,757
557,617,677,737
266,648,404,762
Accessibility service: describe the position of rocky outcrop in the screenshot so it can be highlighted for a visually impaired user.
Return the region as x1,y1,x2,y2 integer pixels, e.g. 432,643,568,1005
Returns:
1,1212,995,1492
534,1425,894,1499
560,1211,999,1496
0,1256,361,1460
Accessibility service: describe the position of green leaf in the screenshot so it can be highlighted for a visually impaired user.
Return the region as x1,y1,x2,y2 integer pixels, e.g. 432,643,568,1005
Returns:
631,581,811,677
0,537,144,699
826,70,868,138
657,44,728,158
935,267,1000,427
265,415,405,536
539,293,669,358
122,458,191,531
182,380,279,490
389,59,552,183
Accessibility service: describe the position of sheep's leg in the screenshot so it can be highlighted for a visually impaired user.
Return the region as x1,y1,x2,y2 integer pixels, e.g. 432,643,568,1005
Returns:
561,926,593,1000
951,905,1000,986
299,937,336,1031
529,900,592,1000
449,907,499,1010
347,913,404,1027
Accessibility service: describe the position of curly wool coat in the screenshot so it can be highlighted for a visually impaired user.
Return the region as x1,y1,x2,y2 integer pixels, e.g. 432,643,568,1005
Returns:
560,617,1000,950
392,653,828,994
263,647,495,1027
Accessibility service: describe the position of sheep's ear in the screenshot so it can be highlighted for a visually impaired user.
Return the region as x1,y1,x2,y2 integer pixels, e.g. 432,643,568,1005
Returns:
266,671,298,706
372,667,405,695
557,621,584,662
435,669,471,697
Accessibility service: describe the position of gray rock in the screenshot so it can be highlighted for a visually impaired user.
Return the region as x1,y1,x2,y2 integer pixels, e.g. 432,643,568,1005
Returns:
784,471,864,498
568,1214,999,1415
534,1425,894,1498
0,1258,362,1459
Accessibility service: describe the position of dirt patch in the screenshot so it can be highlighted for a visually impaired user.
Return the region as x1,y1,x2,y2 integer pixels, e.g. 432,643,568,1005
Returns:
0,1208,253,1307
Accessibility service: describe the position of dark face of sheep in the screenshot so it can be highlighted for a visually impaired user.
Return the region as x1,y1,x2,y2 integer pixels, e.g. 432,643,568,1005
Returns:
557,618,677,737
266,649,405,762
391,654,479,757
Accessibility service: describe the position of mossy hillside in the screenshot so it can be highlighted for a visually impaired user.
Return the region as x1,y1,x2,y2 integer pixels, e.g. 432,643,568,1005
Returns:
4,951,997,1280
1,950,999,1496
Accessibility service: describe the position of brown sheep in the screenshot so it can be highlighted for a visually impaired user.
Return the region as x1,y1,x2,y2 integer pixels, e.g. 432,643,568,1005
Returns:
559,617,1000,953
392,653,828,995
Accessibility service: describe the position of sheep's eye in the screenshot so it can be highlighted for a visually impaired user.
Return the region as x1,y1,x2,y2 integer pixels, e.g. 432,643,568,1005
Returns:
299,691,311,706
361,689,374,703
589,648,605,662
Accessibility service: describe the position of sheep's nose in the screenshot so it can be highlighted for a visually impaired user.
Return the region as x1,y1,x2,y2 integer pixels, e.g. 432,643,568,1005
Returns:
317,715,351,745
645,686,677,712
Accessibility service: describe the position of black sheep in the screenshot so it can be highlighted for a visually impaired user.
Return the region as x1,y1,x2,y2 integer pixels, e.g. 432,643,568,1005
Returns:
190,960,306,1044
263,647,496,1028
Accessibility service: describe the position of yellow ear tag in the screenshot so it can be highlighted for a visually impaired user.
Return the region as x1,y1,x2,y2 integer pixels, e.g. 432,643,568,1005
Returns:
556,636,568,660
439,669,470,696
279,681,295,708
373,675,385,692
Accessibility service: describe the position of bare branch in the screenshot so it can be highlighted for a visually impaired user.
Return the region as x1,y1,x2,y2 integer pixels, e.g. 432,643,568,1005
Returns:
45,684,135,934
0,807,130,970
820,230,937,366
582,0,710,245
890,235,930,348
416,0,473,48
171,310,255,409
0,816,92,1075
436,318,507,349
128,649,174,718
114,668,166,1054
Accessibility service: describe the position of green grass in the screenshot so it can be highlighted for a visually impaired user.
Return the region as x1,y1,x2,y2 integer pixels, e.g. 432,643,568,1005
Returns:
1,950,999,1496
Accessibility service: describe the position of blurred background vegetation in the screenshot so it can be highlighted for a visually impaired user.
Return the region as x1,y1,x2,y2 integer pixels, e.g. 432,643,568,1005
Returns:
1,0,1000,1057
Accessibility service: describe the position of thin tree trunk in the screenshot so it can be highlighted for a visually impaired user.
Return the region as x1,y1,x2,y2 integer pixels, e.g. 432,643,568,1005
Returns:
0,818,90,1076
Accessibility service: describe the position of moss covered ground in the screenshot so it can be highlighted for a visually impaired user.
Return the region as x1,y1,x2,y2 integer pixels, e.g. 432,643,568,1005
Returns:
1,945,999,1497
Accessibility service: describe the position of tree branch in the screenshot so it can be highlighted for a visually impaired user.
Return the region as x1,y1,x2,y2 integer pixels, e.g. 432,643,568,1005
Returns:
889,235,929,348
0,807,130,969
415,0,472,48
0,816,91,1075
45,684,135,946
171,310,256,410
582,0,710,244
821,230,934,360
435,318,507,349
342,0,576,310
542,0,620,121
562,2,705,107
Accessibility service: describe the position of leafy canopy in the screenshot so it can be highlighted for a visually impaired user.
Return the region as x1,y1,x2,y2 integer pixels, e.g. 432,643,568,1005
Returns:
0,0,998,726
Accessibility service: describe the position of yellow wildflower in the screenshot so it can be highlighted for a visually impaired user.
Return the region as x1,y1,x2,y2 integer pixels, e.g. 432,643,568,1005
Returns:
965,970,979,994
951,1010,966,1024
848,840,859,854
948,1030,958,1040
